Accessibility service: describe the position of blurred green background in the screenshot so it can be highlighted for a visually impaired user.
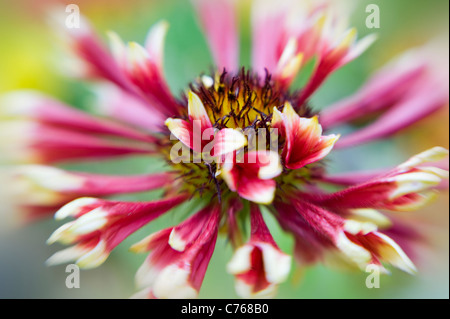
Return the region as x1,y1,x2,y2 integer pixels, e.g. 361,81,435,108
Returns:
0,0,448,298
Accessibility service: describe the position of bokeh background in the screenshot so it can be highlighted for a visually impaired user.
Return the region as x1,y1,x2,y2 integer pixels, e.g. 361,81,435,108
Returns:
0,0,448,298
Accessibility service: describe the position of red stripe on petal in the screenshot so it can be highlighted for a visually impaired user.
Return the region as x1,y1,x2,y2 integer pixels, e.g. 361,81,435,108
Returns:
31,125,154,164
2,91,158,143
77,172,174,196
249,205,275,245
236,247,271,293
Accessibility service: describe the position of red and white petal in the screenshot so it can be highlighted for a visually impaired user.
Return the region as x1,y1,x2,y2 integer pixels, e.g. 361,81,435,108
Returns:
252,1,324,79
74,240,110,269
325,41,448,136
271,107,285,133
47,195,186,268
12,166,84,203
93,84,167,133
274,39,304,88
339,32,378,66
297,28,376,105
168,206,213,252
0,120,155,164
320,49,429,129
398,147,449,170
165,117,197,151
76,172,174,196
46,242,100,267
309,177,440,213
46,236,110,269
228,243,291,284
220,154,238,192
49,10,138,94
212,128,247,157
251,0,292,76
132,228,183,289
387,168,448,200
154,229,218,299
220,151,282,204
188,91,212,130
250,1,375,104
332,230,373,270
279,102,339,169
53,197,100,220
13,165,174,201
193,0,239,72
107,26,179,117
151,264,200,299
131,205,220,298
52,208,109,241
346,209,392,229
236,178,277,205
276,188,424,275
343,219,378,236
107,31,128,70
227,206,291,298
166,92,216,153
144,20,169,73
305,148,449,212
125,41,179,117
275,200,335,266
255,151,284,180
230,248,278,299
345,231,417,274
334,79,448,149
276,199,398,272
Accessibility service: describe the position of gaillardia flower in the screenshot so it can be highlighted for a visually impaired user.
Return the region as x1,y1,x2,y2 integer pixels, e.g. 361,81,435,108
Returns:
1,0,448,298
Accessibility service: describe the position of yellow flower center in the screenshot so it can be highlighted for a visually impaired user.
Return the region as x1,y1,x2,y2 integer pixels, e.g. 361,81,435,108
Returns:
159,68,317,200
